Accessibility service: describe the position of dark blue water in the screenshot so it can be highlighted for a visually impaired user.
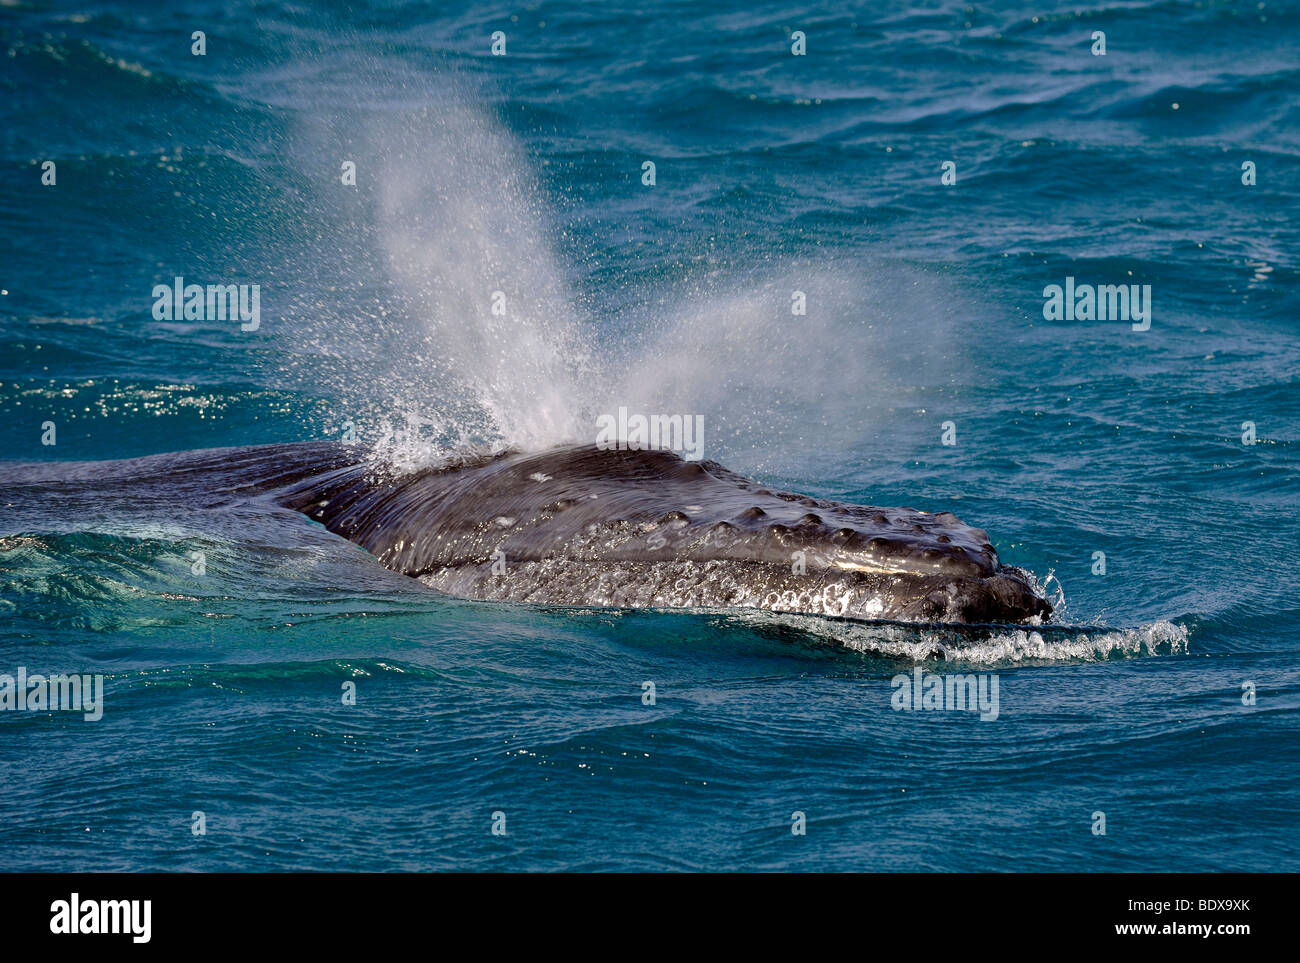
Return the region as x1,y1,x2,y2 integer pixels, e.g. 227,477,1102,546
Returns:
2,0,1298,871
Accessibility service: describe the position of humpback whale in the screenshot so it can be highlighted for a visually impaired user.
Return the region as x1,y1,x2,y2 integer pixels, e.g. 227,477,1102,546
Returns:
0,441,1051,625
269,442,1051,624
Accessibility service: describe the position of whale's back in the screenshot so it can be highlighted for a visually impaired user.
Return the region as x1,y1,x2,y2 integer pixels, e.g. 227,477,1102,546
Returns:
274,443,1051,624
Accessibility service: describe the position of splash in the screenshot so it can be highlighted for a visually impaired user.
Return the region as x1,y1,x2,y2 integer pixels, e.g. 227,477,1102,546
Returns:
602,265,972,471
278,71,971,472
276,69,603,465
371,102,599,452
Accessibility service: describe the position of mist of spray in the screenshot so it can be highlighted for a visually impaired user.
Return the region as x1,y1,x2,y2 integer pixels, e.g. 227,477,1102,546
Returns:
373,103,599,452
274,68,969,473
274,68,604,466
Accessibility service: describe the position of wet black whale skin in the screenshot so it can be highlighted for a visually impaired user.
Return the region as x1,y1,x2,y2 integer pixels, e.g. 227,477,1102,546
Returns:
275,443,1052,625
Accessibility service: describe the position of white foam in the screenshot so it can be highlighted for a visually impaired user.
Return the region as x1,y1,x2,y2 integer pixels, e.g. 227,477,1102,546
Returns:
728,611,1190,665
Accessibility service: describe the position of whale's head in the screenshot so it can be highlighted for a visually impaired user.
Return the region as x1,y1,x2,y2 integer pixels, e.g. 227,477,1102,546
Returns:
277,444,1053,625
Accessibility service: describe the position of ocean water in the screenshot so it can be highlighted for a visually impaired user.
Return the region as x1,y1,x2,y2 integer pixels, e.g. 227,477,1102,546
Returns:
2,0,1299,872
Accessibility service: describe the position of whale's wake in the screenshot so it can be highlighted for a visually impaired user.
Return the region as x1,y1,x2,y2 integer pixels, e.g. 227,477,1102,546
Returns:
737,613,1190,664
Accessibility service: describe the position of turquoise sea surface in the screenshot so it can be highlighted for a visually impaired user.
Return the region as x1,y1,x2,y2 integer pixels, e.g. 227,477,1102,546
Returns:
1,0,1298,870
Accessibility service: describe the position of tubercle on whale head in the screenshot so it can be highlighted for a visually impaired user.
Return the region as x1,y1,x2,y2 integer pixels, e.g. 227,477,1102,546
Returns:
637,486,1001,580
